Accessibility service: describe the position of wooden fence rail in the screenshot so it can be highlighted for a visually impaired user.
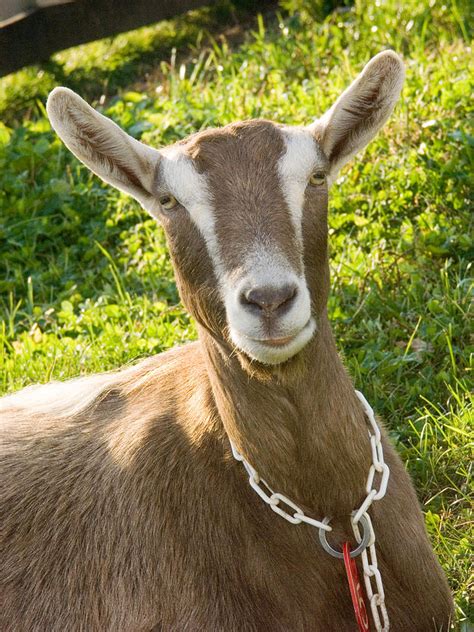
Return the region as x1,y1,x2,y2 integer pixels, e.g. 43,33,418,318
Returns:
0,0,215,77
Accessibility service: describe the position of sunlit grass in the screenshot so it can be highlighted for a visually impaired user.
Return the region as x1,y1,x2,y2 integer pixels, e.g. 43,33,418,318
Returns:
0,0,472,625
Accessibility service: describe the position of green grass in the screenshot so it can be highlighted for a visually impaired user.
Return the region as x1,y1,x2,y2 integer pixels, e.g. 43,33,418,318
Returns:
0,0,472,625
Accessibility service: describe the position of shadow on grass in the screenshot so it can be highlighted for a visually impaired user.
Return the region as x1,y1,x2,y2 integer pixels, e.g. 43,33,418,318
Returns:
0,0,277,124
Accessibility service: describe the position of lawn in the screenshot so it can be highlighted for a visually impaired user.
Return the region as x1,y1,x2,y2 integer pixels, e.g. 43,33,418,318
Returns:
0,0,472,625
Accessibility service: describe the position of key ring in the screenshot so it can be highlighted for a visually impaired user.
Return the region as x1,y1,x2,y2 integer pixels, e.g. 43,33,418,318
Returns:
318,512,370,559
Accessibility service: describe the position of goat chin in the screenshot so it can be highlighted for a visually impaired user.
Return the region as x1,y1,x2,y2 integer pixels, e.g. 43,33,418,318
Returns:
228,317,317,365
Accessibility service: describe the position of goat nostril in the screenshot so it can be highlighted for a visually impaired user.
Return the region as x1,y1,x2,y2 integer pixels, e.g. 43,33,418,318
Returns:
242,284,298,314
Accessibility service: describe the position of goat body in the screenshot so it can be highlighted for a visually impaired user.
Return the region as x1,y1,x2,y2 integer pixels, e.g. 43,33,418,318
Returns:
1,337,453,631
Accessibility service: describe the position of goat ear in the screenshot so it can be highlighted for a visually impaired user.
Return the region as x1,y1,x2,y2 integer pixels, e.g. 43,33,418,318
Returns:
310,51,405,180
47,87,160,211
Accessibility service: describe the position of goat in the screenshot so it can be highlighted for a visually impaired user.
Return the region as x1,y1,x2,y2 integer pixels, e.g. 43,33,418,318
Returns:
0,51,453,631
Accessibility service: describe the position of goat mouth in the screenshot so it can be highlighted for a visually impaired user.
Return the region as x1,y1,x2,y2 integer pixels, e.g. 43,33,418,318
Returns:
249,319,313,348
251,334,297,347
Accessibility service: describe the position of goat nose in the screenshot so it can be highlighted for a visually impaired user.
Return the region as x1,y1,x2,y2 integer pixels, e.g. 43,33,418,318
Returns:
241,284,298,315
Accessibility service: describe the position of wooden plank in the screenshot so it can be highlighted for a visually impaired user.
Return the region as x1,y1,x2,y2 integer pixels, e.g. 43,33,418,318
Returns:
0,0,215,77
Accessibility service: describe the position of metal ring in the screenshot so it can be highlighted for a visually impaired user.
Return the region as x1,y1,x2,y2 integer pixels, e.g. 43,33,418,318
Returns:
318,513,371,559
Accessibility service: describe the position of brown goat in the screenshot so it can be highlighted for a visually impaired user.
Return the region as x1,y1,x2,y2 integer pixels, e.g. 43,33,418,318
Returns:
0,51,453,631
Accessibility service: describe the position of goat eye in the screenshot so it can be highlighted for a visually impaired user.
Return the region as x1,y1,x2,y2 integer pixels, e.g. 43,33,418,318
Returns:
159,194,178,210
309,172,326,186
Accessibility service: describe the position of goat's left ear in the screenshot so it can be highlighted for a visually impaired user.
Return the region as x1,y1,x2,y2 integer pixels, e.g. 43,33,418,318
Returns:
309,51,405,180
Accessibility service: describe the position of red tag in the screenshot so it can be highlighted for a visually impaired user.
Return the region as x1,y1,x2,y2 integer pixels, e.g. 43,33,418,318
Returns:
342,542,370,632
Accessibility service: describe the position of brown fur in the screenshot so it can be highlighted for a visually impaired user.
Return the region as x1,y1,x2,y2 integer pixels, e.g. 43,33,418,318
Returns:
0,120,454,631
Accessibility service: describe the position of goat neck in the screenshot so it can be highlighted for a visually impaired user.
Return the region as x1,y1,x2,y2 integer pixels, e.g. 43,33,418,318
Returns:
199,315,372,519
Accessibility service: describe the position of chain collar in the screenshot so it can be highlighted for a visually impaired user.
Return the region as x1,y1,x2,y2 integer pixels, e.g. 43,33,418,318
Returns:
228,390,390,631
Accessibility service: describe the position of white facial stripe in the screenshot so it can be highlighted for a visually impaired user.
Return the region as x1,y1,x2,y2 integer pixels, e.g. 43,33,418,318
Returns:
160,146,225,280
277,128,323,245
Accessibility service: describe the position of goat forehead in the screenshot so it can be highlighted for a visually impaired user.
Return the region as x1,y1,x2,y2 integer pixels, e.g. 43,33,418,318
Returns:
159,122,322,279
205,125,283,205
164,121,322,202
183,122,322,200
185,119,285,166
187,123,301,270
160,121,285,207
184,120,286,202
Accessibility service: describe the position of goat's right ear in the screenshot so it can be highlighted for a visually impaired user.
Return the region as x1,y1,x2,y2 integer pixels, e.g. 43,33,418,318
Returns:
47,87,160,211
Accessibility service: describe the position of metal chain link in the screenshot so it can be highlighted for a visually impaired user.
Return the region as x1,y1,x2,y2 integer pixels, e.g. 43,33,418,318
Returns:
352,391,390,631
230,436,332,531
228,389,390,631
